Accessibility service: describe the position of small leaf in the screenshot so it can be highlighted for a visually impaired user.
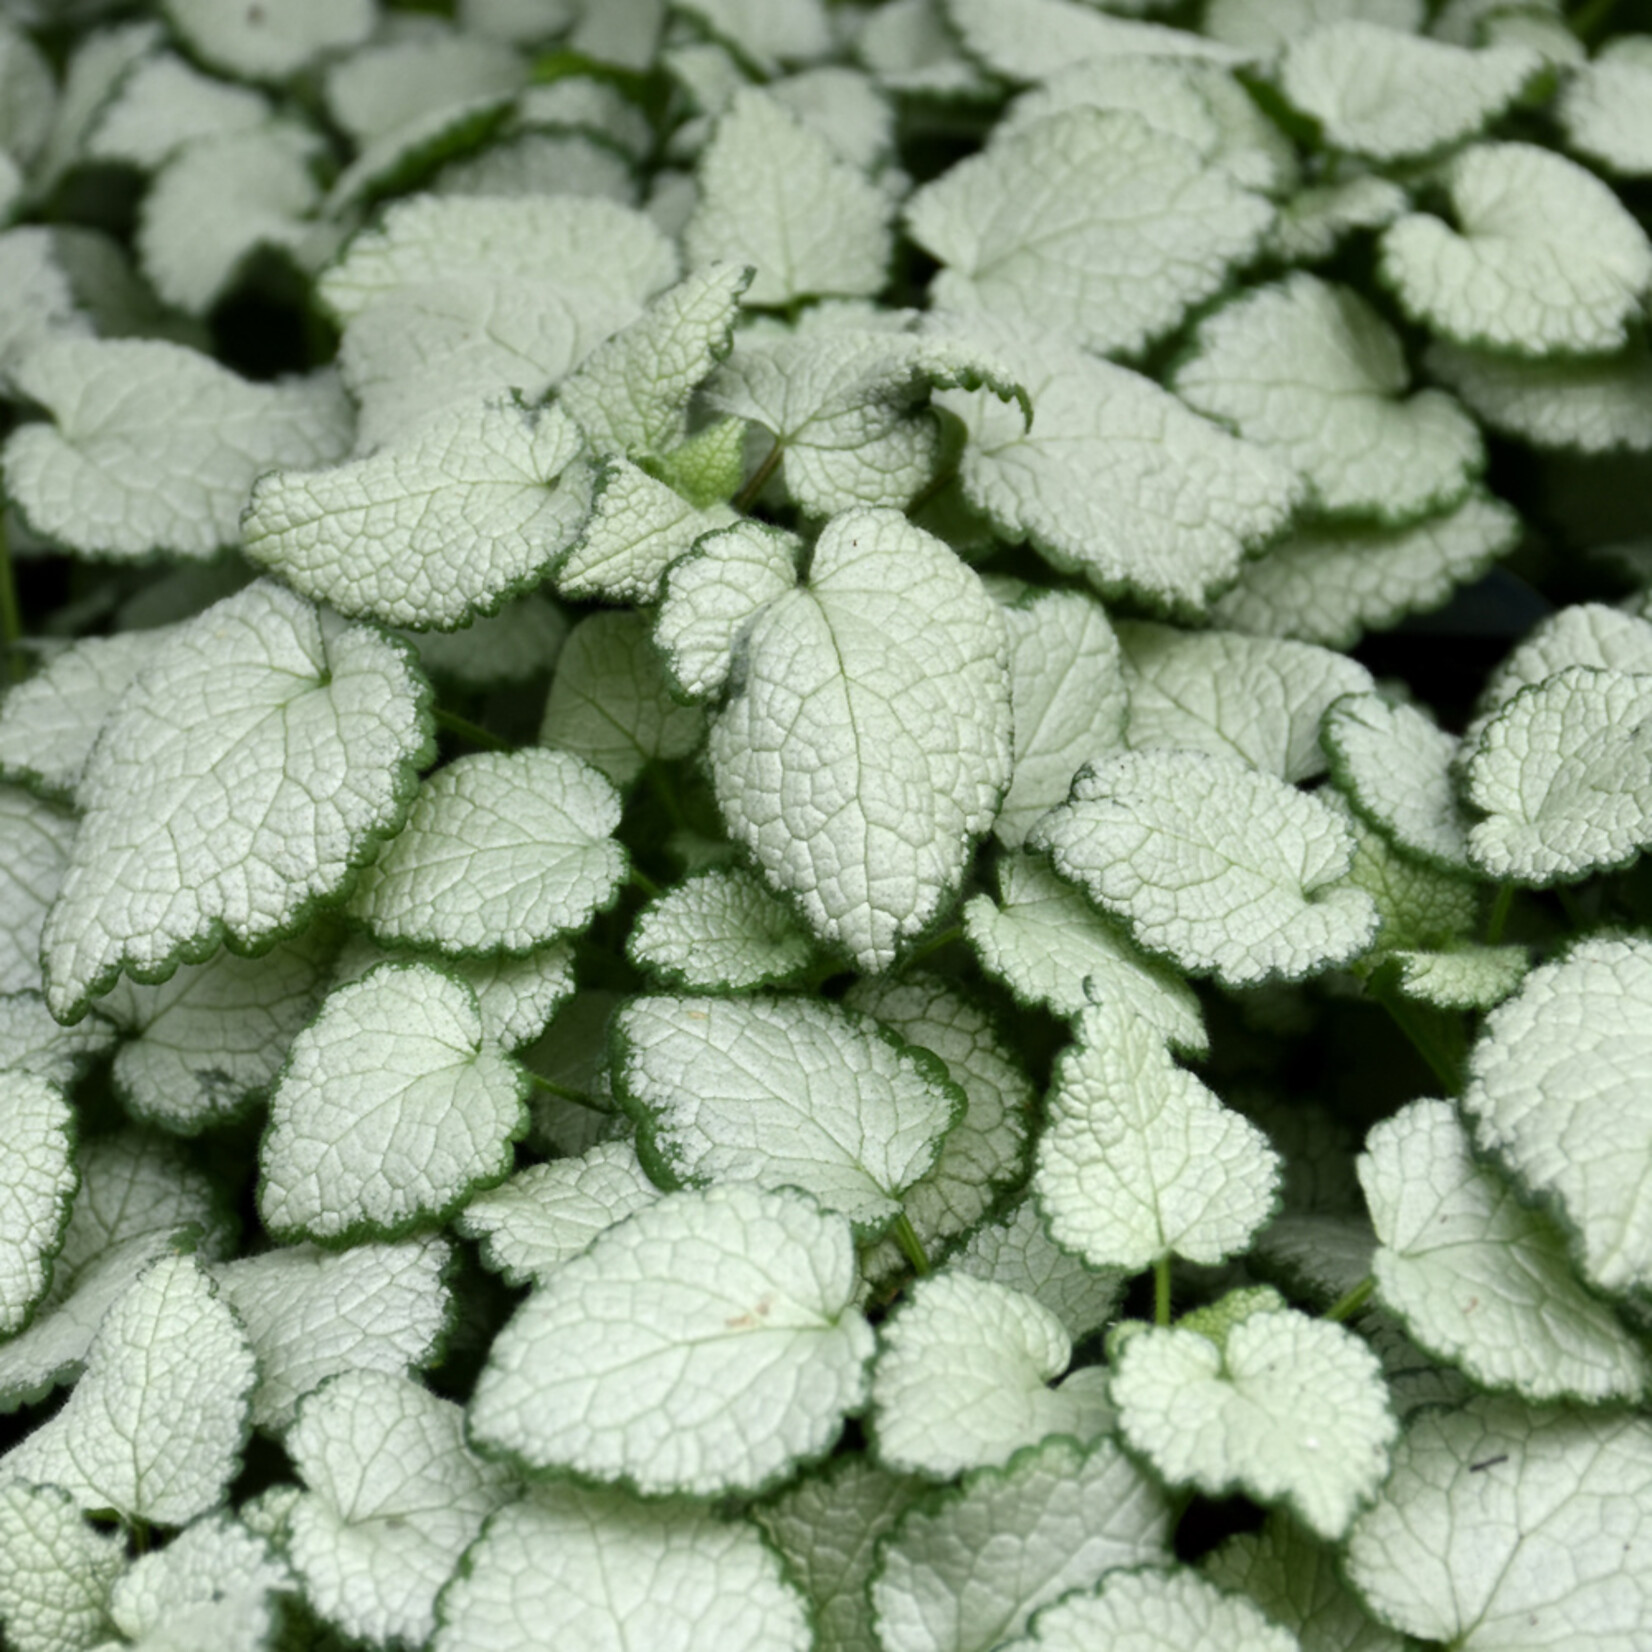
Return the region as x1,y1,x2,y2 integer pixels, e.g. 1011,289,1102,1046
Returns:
0,992,116,1089
0,787,73,996
1035,1002,1280,1273
1344,1397,1652,1651
614,993,962,1236
1558,36,1652,178
1204,0,1423,52
1362,1098,1649,1403
0,1071,75,1338
1379,142,1652,357
870,1272,1113,1479
870,1434,1173,1652
84,51,270,171
627,867,814,992
0,1480,126,1652
259,962,527,1244
163,0,374,80
1112,1302,1397,1541
1471,602,1652,732
288,1370,513,1650
946,0,1245,83
468,1184,875,1497
1267,174,1409,266
1032,748,1378,987
1390,946,1530,1011
431,1483,811,1652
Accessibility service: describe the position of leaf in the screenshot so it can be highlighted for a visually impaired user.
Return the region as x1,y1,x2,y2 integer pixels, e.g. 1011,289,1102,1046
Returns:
677,0,832,75
1389,946,1530,1012
1464,665,1652,884
869,1272,1114,1479
1203,1511,1407,1652
288,1371,513,1650
0,1480,126,1652
458,1138,660,1288
992,587,1127,848
1267,174,1410,267
1206,493,1521,649
870,1434,1174,1652
3,340,352,561
213,1235,453,1433
83,50,269,171
937,312,1300,616
683,87,892,306
1031,748,1378,987
755,1456,922,1652
468,1184,875,1497
244,396,589,633
98,928,334,1134
346,748,625,955
259,962,527,1244
1344,1397,1652,1651
1463,935,1652,1296
0,993,117,1089
614,993,963,1235
1204,0,1423,51
1173,273,1483,525
0,228,94,388
1112,1300,1397,1541
560,263,753,462
1378,142,1652,357
703,329,1029,516
0,787,73,995
999,1565,1296,1652
906,107,1272,360
1321,692,1474,873
539,608,706,788
39,581,432,1024
706,508,1011,971
431,1483,811,1652
1117,620,1374,784
1281,24,1538,161
1426,337,1652,456
404,592,568,688
0,1071,75,1338
1034,1002,1280,1273
1471,601,1652,731
945,0,1246,82
0,1253,255,1526
627,867,814,992
163,0,374,80
857,0,992,98
1361,1098,1648,1403
1558,36,1652,178
964,851,1206,1053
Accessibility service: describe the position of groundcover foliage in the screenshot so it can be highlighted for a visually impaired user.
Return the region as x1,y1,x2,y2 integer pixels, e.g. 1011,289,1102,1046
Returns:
4,0,1652,1645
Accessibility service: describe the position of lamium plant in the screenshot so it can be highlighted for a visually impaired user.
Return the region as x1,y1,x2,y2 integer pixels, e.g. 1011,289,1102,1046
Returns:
3,0,1652,1648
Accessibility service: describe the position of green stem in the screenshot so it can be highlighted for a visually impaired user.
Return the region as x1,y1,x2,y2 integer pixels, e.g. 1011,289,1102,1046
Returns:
645,764,689,833
629,865,663,900
1369,975,1465,1095
0,507,25,686
1154,1255,1172,1327
1484,883,1514,946
434,708,510,752
732,439,785,514
892,1212,931,1275
1555,883,1590,930
525,1071,606,1112
1324,1275,1376,1324
1569,0,1620,43
905,463,958,521
900,924,964,972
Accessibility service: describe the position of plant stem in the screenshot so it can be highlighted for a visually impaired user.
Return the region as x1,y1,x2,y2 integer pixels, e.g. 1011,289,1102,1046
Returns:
732,439,784,514
905,463,958,520
900,924,963,972
645,764,688,833
434,708,510,751
1154,1255,1172,1327
1324,1275,1375,1324
524,1070,606,1112
1484,882,1514,946
0,506,25,686
892,1212,930,1275
1369,975,1465,1095
1569,0,1620,43
630,865,663,899
1555,883,1590,930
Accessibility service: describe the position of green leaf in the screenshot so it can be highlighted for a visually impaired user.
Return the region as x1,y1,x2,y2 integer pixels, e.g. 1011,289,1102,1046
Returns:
627,867,815,992
1361,1098,1648,1403
0,787,73,996
1378,142,1652,357
869,1272,1114,1479
259,962,527,1244
684,87,892,306
1344,1397,1652,1650
1471,602,1652,733
539,608,706,788
1112,1301,1397,1541
1204,0,1423,52
1035,1002,1280,1272
1118,620,1374,783
1267,174,1409,267
214,1236,453,1433
39,581,432,1024
706,508,1011,971
0,228,94,388
163,0,373,80
938,312,1300,617
403,593,568,689
84,50,269,171
1463,935,1652,1297
945,0,1246,82
1280,24,1538,161
0,1480,126,1652
907,108,1272,359
468,1184,875,1496
0,993,117,1089
870,1434,1174,1652
0,1071,75,1338
964,851,1206,1053
287,1370,513,1650
0,1253,255,1526
1557,36,1652,178
1172,273,1483,525
3,340,352,561
1032,748,1378,988
614,993,963,1235
431,1484,811,1652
